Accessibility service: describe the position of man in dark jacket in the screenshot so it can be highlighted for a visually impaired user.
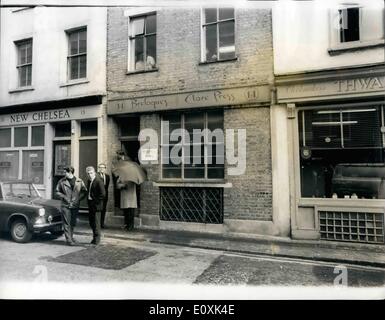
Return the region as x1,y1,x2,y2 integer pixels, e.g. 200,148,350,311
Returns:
55,166,87,246
97,163,110,229
86,166,106,245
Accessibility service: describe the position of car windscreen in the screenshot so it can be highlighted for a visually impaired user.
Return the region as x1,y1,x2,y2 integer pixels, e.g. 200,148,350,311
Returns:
2,183,40,200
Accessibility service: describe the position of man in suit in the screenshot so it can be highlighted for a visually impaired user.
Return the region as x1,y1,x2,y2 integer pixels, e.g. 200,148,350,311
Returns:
97,163,110,229
86,166,105,245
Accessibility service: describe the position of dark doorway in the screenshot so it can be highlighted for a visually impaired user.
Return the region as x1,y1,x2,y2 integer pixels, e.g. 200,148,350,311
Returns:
79,139,98,209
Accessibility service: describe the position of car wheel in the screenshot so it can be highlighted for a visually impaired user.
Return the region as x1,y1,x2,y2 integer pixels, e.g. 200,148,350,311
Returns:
50,230,64,238
10,219,33,243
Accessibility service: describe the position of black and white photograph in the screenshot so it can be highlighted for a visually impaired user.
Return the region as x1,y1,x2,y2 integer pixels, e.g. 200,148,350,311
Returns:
0,0,384,305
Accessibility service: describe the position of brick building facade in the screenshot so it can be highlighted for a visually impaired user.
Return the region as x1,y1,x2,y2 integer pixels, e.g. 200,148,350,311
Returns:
105,6,290,237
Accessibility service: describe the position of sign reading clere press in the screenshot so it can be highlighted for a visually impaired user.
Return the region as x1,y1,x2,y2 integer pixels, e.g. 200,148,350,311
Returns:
107,85,271,114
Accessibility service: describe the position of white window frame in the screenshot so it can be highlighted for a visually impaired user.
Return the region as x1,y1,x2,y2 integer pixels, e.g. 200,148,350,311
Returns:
15,38,33,88
0,125,45,184
200,7,236,63
66,27,87,81
127,11,157,73
328,4,384,54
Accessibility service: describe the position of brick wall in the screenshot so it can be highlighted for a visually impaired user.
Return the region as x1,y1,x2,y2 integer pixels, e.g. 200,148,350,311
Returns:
224,106,273,221
107,7,274,100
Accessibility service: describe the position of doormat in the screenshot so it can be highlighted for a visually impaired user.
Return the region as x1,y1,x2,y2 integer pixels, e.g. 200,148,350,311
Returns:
47,245,157,270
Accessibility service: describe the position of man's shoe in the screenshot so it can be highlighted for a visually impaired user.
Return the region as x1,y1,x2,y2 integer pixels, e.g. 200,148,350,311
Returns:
67,241,75,246
90,239,96,245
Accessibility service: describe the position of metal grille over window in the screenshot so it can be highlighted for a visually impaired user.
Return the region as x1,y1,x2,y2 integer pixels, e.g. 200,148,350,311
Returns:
67,28,87,80
160,187,223,224
129,13,156,71
319,211,384,244
16,39,32,87
203,7,235,62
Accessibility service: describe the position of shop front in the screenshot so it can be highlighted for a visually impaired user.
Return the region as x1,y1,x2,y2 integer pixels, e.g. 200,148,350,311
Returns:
276,64,385,244
0,103,103,201
107,85,289,236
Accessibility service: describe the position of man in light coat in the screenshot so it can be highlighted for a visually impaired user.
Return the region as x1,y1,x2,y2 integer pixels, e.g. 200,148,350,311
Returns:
55,166,87,246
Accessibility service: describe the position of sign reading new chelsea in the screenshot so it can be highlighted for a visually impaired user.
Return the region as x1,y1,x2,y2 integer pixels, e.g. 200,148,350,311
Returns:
11,110,70,123
107,85,271,114
0,105,102,127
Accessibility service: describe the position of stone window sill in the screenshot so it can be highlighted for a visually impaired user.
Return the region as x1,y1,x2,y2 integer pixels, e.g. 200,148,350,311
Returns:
199,57,238,65
153,181,232,188
59,79,89,87
9,86,34,93
328,39,385,56
126,68,159,75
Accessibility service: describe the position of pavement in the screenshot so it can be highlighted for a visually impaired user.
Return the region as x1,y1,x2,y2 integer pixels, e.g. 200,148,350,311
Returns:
74,216,385,269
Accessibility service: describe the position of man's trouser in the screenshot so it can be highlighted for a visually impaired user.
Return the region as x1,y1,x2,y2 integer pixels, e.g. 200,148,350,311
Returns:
123,208,135,230
61,207,78,242
100,198,108,227
88,201,101,244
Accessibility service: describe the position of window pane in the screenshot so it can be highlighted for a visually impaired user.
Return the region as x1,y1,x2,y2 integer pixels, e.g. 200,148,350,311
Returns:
26,65,32,86
69,32,79,55
54,122,71,137
79,30,87,53
146,14,156,34
219,8,234,20
32,126,45,146
208,166,225,179
342,108,381,148
339,8,360,42
219,21,235,60
205,25,217,61
184,167,205,179
0,151,19,180
162,114,181,143
134,37,145,70
79,54,87,78
146,35,156,69
205,8,217,23
132,18,145,36
22,150,44,184
26,42,32,63
19,66,27,87
0,128,11,148
14,127,28,147
69,56,78,79
81,121,97,136
185,112,204,143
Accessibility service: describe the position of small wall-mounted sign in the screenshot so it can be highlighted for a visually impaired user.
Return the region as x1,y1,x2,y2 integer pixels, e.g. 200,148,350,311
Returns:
140,148,158,162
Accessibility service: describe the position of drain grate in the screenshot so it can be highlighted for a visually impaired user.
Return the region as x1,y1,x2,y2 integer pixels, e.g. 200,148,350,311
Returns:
319,211,384,244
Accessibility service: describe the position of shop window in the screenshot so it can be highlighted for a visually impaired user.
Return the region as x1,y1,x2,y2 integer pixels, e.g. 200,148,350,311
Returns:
298,105,385,199
16,39,32,87
54,122,71,137
161,110,224,180
202,7,235,62
339,7,360,43
67,27,87,80
160,187,223,223
31,126,45,146
14,127,28,147
80,120,97,137
129,13,157,72
0,128,11,148
0,151,19,180
22,150,44,184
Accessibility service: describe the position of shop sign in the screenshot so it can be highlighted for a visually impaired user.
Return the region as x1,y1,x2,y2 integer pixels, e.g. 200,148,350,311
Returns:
0,105,102,127
107,85,271,114
277,75,385,102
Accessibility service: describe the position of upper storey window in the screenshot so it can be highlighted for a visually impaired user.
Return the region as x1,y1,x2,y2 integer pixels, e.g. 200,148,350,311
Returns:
339,7,360,43
67,28,87,80
16,39,32,87
202,8,235,62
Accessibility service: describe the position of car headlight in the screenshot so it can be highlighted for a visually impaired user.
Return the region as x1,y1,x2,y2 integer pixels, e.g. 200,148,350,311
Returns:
38,208,45,216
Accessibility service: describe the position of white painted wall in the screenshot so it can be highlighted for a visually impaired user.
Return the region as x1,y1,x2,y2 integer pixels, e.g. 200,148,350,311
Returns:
272,0,385,75
0,6,107,106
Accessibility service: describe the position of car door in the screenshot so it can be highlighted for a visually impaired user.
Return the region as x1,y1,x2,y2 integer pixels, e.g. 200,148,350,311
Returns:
0,183,28,231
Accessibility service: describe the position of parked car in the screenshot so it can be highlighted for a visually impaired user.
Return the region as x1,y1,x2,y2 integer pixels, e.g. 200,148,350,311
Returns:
0,181,63,243
332,163,385,199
